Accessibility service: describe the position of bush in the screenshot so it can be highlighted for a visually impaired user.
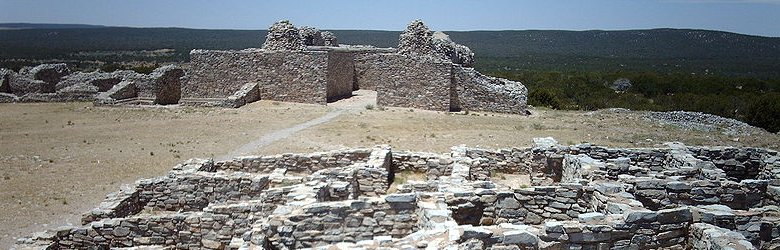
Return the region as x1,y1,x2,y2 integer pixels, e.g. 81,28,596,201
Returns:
529,88,563,109
742,93,780,133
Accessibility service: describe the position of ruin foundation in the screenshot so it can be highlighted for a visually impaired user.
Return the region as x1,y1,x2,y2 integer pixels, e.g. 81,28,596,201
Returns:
15,138,780,249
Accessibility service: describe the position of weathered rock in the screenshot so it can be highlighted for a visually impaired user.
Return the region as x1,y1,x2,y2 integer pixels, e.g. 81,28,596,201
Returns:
299,26,325,46
503,230,538,246
432,31,474,67
29,63,70,92
56,70,140,92
262,20,305,51
0,92,19,102
0,68,11,93
609,78,632,91
139,65,184,105
321,31,338,47
398,20,433,55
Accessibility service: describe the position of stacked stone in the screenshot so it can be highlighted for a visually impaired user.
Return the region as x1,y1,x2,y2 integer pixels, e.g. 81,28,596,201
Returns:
299,26,325,46
134,65,184,104
398,19,434,55
494,184,591,224
15,141,780,249
262,196,418,249
690,222,755,249
432,31,475,67
689,146,771,181
136,171,269,212
261,20,306,51
321,31,338,46
31,212,237,249
628,177,769,211
0,68,12,93
213,148,372,174
464,147,534,180
29,63,70,93
56,70,141,92
391,151,455,179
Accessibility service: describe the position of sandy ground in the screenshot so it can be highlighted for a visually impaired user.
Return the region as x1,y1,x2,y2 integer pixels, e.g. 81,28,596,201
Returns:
1,92,779,248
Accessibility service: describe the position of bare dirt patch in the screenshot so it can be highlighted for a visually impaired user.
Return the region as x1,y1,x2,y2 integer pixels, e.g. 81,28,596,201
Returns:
0,101,327,248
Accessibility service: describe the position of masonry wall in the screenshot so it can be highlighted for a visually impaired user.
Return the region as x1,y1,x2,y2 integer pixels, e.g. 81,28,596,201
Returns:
326,51,355,101
186,49,329,104
452,66,528,114
352,48,397,90
371,54,453,111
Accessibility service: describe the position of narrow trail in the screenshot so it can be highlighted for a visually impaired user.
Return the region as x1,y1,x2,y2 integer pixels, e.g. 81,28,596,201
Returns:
217,90,376,160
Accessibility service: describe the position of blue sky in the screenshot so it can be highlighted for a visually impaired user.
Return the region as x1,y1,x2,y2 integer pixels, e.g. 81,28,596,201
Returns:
1,0,779,37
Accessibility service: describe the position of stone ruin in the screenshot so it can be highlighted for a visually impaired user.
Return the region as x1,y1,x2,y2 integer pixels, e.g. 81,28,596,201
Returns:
15,138,780,249
1,19,526,114
181,19,525,113
0,63,185,105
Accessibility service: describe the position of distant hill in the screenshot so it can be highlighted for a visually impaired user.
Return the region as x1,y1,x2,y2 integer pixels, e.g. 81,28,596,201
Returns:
1,25,779,77
0,23,106,30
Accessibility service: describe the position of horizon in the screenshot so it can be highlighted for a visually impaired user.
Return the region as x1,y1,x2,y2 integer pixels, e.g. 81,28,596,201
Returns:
2,22,777,39
1,0,779,37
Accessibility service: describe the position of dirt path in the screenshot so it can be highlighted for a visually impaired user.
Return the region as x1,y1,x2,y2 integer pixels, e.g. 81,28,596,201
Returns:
218,90,377,160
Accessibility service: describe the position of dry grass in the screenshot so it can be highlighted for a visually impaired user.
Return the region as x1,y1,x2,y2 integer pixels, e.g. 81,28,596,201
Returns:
1,99,778,248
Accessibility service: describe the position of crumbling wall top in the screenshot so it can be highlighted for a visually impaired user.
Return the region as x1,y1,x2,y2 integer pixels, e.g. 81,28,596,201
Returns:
262,20,306,51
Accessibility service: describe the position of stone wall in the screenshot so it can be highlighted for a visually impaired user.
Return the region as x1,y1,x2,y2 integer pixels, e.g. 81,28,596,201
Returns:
18,141,780,250
34,212,239,249
213,148,372,174
373,54,453,111
391,151,454,179
137,65,184,105
352,48,397,90
186,49,329,104
326,50,354,101
261,196,419,249
136,171,269,212
452,66,528,114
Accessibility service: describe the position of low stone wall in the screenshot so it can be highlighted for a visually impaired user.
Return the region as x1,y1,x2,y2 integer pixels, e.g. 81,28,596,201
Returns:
451,66,528,114
34,212,238,249
391,151,454,179
261,195,418,249
630,178,769,210
213,148,372,174
689,146,775,181
689,222,755,249
464,147,534,180
137,171,269,212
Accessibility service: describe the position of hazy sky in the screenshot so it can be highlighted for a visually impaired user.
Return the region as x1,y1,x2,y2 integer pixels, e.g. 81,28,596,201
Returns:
1,0,779,37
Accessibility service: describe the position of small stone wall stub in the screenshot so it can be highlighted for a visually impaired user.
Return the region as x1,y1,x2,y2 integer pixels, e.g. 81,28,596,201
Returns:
326,51,354,102
185,49,329,104
373,54,453,111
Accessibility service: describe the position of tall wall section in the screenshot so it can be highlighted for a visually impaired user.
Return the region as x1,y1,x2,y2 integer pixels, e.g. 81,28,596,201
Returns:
186,49,330,104
369,54,453,111
325,50,355,101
